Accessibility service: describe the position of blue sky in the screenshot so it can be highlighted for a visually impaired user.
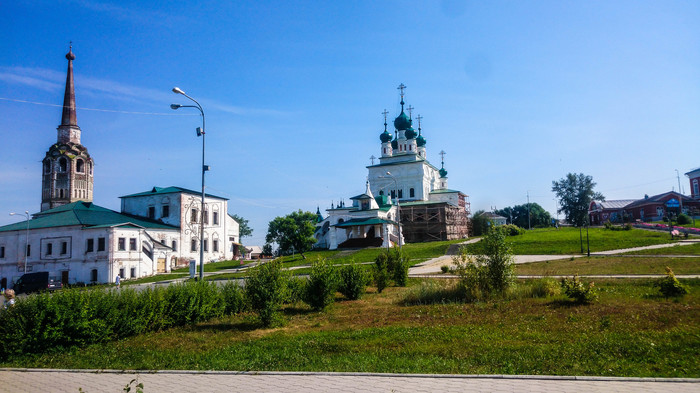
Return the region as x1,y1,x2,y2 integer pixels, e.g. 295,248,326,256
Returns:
1,0,699,246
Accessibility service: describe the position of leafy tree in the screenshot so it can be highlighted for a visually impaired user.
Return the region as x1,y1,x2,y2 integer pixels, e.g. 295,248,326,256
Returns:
262,243,274,256
230,214,253,239
470,210,492,236
265,210,317,259
244,260,288,326
496,203,552,229
552,173,604,227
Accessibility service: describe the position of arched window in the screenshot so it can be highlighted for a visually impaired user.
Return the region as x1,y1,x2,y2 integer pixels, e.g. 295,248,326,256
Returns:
59,157,68,172
43,160,51,174
409,188,415,198
337,218,344,224
379,190,384,196
76,159,84,173
88,162,93,175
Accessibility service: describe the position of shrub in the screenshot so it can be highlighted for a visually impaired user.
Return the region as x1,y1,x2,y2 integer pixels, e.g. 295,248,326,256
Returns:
453,226,515,301
389,248,410,287
440,265,450,274
374,252,391,293
560,275,598,304
677,214,691,225
527,278,561,298
654,267,689,297
245,260,289,326
221,281,247,314
338,263,369,300
502,224,525,236
303,259,339,311
286,277,307,304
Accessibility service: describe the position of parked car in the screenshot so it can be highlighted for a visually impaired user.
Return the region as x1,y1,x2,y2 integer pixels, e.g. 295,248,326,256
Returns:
13,272,61,294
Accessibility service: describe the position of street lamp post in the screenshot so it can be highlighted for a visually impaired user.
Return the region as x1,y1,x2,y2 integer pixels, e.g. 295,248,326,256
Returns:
171,87,207,281
385,171,402,250
9,211,30,274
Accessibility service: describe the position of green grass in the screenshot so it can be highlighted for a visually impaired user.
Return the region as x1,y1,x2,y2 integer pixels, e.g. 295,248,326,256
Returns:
3,278,698,377
463,227,676,255
122,273,189,285
172,259,247,273
515,256,700,276
621,242,700,256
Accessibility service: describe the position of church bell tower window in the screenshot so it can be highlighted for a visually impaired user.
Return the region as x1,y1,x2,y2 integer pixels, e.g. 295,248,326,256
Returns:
76,159,84,173
59,157,68,172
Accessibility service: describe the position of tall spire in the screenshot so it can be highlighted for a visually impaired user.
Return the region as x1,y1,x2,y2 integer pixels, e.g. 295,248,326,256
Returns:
61,43,77,128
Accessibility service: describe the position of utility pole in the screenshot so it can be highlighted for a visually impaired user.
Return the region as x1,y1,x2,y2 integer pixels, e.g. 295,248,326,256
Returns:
676,169,683,213
527,191,531,230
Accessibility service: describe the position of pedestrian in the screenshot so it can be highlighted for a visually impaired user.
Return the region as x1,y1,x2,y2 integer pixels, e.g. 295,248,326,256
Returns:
3,289,15,309
115,274,121,289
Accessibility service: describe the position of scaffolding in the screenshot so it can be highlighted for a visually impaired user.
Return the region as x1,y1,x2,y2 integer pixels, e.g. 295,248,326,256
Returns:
400,201,470,243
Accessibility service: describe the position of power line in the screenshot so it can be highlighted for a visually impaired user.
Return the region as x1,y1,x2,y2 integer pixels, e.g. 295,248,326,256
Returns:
0,97,194,116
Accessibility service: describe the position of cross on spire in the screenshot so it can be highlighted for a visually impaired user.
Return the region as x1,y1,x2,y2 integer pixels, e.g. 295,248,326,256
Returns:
370,155,376,165
439,150,446,166
382,109,388,130
407,105,414,119
397,83,406,98
416,114,423,131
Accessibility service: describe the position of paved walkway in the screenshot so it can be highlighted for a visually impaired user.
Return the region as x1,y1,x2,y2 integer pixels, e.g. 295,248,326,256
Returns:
1,369,698,393
409,239,699,275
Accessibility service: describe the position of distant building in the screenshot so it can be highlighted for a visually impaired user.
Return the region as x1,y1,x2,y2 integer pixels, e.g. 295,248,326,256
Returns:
482,212,507,226
0,47,240,289
686,167,700,199
315,84,470,249
588,200,637,225
588,190,700,224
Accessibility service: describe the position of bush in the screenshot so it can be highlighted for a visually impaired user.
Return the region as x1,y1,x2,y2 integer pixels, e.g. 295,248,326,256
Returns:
389,248,410,287
527,278,561,298
453,226,515,301
470,210,492,236
286,277,307,304
655,267,689,297
502,224,525,236
560,275,598,304
303,259,339,311
374,252,390,293
338,263,369,300
0,281,228,359
221,281,247,314
677,214,691,225
245,260,289,326
440,265,450,274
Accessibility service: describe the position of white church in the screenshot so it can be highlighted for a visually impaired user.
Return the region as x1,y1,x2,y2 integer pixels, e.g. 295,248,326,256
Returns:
0,48,240,289
315,84,470,250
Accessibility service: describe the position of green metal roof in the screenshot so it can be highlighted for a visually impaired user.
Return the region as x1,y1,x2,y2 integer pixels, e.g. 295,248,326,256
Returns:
0,201,178,233
334,217,396,227
120,186,227,200
429,189,462,194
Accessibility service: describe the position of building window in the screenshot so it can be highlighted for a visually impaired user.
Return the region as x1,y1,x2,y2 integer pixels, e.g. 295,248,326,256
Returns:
0,246,5,258
379,190,384,196
129,238,137,251
61,242,68,255
203,240,208,252
191,209,198,223
86,238,94,252
191,239,197,252
91,269,98,282
59,157,67,172
118,238,126,251
391,190,396,198
694,180,699,196
130,267,136,278
213,212,219,225
171,240,177,251
26,244,31,257
148,206,155,219
97,237,105,251
76,159,84,173
410,188,415,198
162,205,170,218
203,210,209,224
398,189,403,198
46,243,53,256
213,240,219,252
119,268,125,278
43,160,51,174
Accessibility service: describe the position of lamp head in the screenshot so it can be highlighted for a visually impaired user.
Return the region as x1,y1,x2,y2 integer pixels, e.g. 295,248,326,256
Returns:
170,104,182,110
386,171,392,176
172,87,185,95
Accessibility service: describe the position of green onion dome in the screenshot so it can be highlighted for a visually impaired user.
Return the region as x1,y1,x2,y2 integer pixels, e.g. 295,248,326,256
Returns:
391,137,398,150
416,134,426,147
439,167,448,178
405,126,416,139
393,111,411,131
380,130,393,143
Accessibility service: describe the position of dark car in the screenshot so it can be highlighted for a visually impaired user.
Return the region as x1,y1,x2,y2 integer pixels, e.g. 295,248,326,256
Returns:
13,272,60,294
